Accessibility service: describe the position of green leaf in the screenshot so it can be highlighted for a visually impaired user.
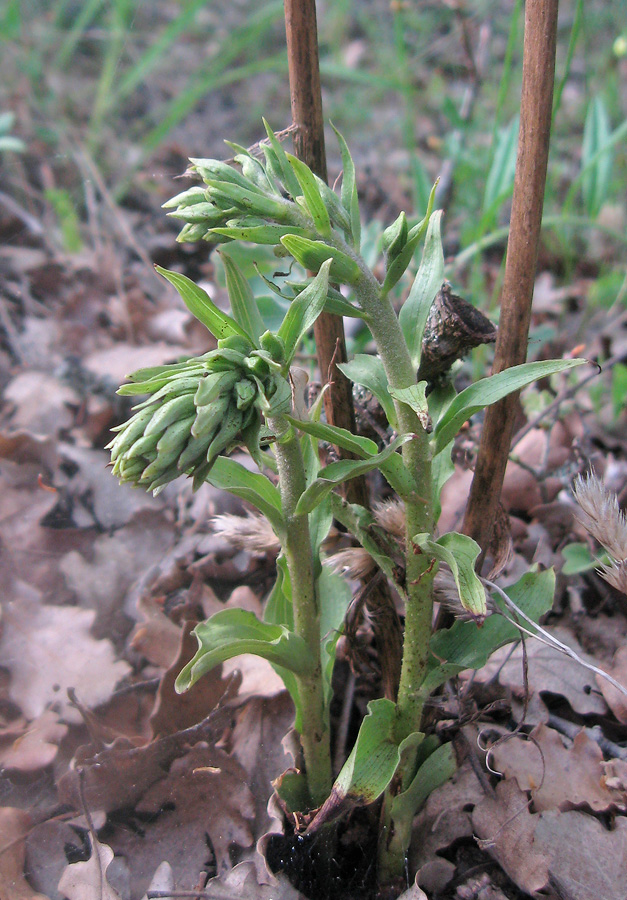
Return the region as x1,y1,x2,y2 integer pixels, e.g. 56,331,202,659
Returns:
190,157,266,194
483,116,519,217
219,251,266,344
285,415,380,458
204,178,293,222
263,558,303,730
280,235,361,284
262,119,303,199
389,382,430,431
427,380,457,429
277,259,332,365
561,542,609,575
211,224,309,244
431,442,455,523
398,210,444,369
419,567,555,697
286,153,332,237
432,358,587,456
156,266,251,341
582,97,614,218
389,742,456,823
338,355,397,429
294,435,415,514
206,456,286,538
175,608,315,693
314,174,352,233
308,699,424,830
331,123,361,249
381,181,437,295
318,566,352,713
414,532,486,620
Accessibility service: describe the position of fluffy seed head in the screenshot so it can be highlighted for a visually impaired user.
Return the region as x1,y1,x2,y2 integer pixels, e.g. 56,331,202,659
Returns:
573,474,627,562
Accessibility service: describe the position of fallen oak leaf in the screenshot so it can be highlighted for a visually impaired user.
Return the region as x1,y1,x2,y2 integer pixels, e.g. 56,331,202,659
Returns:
472,779,550,895
490,724,625,812
534,811,627,900
597,645,627,724
0,587,131,724
58,703,232,814
0,807,49,900
0,711,67,773
57,832,122,900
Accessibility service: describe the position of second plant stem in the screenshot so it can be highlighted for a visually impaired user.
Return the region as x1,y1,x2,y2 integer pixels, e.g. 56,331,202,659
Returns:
269,414,333,809
352,269,437,879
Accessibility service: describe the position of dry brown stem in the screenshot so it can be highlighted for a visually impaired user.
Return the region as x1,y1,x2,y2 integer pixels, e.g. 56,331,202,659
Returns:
283,0,402,698
462,0,559,564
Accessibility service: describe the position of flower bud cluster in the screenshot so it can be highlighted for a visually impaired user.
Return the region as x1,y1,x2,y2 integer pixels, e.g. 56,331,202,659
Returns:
162,124,357,251
108,334,289,493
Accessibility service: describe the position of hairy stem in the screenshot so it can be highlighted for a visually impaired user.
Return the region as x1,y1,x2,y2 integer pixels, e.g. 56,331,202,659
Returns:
269,415,332,808
350,268,436,881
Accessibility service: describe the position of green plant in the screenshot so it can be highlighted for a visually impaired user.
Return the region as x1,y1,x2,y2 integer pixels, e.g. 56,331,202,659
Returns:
108,123,585,889
0,111,25,153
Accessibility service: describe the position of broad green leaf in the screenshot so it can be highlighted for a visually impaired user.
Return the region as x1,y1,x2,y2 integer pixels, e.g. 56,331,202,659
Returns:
219,251,265,344
483,116,519,217
318,566,352,712
331,123,361,249
294,435,415,514
330,494,399,587
433,358,587,455
280,235,361,284
338,355,397,429
561,542,609,575
156,266,251,342
431,442,455,523
427,380,457,429
582,97,614,218
398,210,444,368
389,742,456,823
286,415,381,459
277,259,331,365
264,558,303,729
419,567,555,698
262,119,303,199
389,382,431,432
414,532,486,619
206,456,286,538
287,153,332,237
381,182,437,295
175,608,315,693
307,699,423,830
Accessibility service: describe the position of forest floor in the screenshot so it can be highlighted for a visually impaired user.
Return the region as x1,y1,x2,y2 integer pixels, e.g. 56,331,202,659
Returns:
1,2,627,899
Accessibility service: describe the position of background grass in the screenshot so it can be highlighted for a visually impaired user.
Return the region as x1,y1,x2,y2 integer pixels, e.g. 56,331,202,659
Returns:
1,0,625,328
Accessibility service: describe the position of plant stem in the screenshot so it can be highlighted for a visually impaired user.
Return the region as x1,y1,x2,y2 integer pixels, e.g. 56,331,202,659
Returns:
269,415,333,808
350,268,437,882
